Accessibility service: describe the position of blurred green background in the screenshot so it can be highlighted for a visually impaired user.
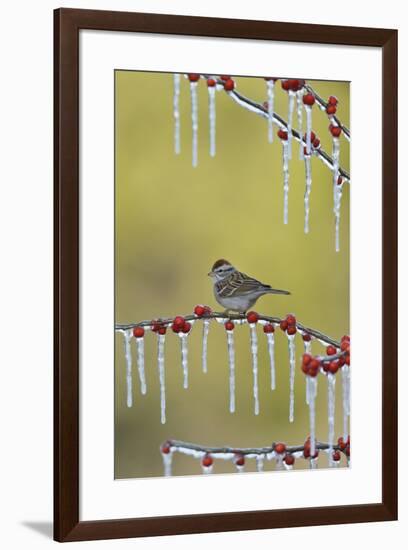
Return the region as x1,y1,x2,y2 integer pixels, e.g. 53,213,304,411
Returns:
114,71,350,478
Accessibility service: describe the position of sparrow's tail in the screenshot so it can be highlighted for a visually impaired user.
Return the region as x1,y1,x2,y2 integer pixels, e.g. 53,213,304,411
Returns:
265,287,291,295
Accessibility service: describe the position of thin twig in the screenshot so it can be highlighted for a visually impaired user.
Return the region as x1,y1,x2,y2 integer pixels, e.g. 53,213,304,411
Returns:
305,84,350,139
115,311,342,348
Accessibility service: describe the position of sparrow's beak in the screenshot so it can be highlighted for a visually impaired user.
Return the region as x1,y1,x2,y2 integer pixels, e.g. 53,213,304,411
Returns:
207,271,213,277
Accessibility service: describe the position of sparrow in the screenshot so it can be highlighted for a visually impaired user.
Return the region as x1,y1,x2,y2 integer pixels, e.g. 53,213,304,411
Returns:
208,259,290,313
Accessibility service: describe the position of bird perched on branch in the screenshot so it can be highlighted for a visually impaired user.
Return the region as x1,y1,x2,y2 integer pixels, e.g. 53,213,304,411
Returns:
208,259,290,313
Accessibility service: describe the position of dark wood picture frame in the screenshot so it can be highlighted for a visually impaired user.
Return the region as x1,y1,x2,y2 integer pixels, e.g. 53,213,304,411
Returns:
54,7,398,542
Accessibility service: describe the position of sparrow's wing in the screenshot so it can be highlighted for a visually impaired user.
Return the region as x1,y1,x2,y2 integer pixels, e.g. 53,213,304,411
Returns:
216,271,270,297
217,271,290,297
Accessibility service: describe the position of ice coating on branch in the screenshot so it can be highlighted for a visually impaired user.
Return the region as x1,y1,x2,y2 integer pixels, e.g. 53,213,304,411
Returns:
304,154,312,234
287,90,295,159
249,324,259,415
256,455,264,472
342,365,350,440
296,90,304,159
266,332,276,391
327,372,336,450
202,319,210,373
157,334,166,424
135,336,147,395
282,141,290,225
173,73,181,154
308,376,318,456
332,136,341,251
162,451,173,477
227,330,236,413
288,334,296,422
305,105,313,154
123,330,133,408
208,85,216,157
227,91,266,116
178,333,189,389
190,81,199,167
266,80,275,142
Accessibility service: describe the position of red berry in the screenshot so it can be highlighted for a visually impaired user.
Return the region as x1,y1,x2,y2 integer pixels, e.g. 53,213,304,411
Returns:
280,319,288,331
182,322,191,334
337,176,343,186
345,354,350,366
286,314,296,326
225,321,235,331
302,333,312,342
274,442,286,454
224,78,235,91
133,326,145,338
277,129,288,141
304,131,316,142
312,138,320,148
310,358,321,370
337,437,347,450
158,326,167,335
344,445,350,457
308,367,319,377
330,125,342,138
234,454,245,466
188,73,200,82
246,311,259,324
287,325,297,336
303,353,312,366
161,442,171,454
151,321,161,333
204,306,212,314
289,79,300,91
207,78,216,87
202,454,213,467
328,360,339,374
173,316,185,328
341,335,350,342
284,454,295,466
332,450,341,461
338,355,346,367
194,305,206,317
326,345,337,356
340,340,349,351
281,80,290,91
220,75,231,81
303,93,315,106
301,363,310,374
263,323,275,334
322,362,330,373
326,104,337,115
328,95,338,106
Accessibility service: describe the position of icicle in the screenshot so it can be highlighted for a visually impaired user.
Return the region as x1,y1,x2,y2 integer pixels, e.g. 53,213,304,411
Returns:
226,330,236,413
157,334,166,424
282,140,290,225
123,330,133,408
288,334,296,422
266,80,275,142
173,73,181,154
135,336,146,395
190,81,198,167
178,333,189,389
310,458,318,470
275,454,284,470
304,154,312,233
296,89,304,159
208,84,216,157
266,332,276,390
306,373,310,406
342,366,350,440
256,455,264,472
202,319,210,373
162,451,173,477
305,105,312,154
327,372,336,450
308,376,318,456
303,339,312,355
332,136,341,251
287,90,295,159
249,324,259,415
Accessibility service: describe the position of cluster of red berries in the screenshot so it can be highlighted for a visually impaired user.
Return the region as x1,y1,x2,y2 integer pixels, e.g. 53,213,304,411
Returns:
338,435,351,457
301,354,322,377
329,123,342,138
326,95,338,115
302,335,350,376
171,316,192,334
304,130,321,151
274,442,295,466
194,304,212,317
151,320,168,335
281,79,305,92
219,75,235,91
279,314,297,336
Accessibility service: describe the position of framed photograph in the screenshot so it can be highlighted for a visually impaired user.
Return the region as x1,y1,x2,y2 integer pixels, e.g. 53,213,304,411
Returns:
54,8,397,542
